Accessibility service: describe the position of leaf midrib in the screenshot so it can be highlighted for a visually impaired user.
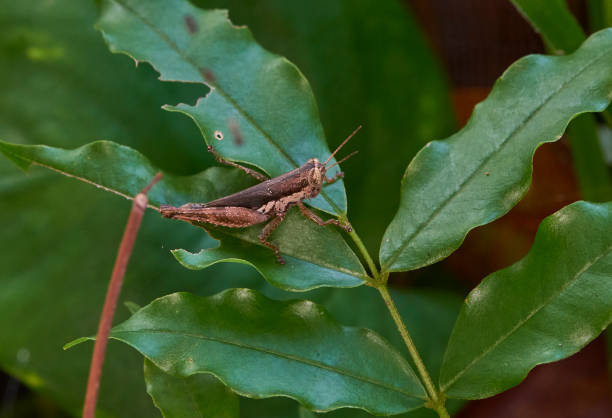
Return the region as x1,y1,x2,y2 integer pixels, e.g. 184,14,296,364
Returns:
0,145,160,209
383,47,610,271
108,0,342,214
441,243,612,392
114,328,425,400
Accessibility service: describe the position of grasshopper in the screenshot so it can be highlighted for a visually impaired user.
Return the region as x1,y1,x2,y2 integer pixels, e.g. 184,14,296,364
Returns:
160,127,361,264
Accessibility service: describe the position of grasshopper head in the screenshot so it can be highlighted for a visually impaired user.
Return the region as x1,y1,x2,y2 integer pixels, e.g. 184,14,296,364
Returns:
306,158,324,197
303,126,361,199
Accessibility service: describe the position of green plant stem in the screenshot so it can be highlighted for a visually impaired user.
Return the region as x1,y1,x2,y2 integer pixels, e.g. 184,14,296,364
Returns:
343,219,380,281
345,224,448,416
377,285,449,418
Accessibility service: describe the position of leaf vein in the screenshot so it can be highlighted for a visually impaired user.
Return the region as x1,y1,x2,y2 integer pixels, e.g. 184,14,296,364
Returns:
0,147,160,211
114,328,424,400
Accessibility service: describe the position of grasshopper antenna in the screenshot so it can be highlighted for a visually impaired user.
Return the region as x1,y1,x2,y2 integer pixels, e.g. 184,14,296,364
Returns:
325,150,359,171
323,125,362,166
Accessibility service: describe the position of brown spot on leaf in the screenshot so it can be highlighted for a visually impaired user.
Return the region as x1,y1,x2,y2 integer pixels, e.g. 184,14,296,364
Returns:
184,15,198,34
214,130,224,141
202,68,217,84
228,119,243,146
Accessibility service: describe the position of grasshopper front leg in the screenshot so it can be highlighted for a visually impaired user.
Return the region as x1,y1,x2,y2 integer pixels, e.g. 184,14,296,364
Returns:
207,145,268,182
323,171,344,185
297,202,352,232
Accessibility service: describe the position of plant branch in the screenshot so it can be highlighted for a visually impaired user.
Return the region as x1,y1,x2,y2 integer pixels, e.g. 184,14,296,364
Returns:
343,219,380,281
342,219,447,415
82,173,162,418
377,285,449,418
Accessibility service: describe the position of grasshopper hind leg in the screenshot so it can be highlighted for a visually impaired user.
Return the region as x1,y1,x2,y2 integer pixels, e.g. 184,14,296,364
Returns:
258,215,285,264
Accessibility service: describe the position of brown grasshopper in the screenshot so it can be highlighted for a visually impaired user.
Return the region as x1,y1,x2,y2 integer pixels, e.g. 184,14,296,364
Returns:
160,126,361,264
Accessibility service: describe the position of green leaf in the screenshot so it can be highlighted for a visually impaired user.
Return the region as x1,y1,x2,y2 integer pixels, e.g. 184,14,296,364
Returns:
440,200,612,399
191,0,456,254
124,301,142,315
144,358,239,418
233,285,466,417
0,0,240,416
566,114,612,201
238,284,465,418
0,164,266,417
172,211,368,291
0,140,366,290
71,289,427,415
510,0,612,203
0,140,233,205
380,29,612,273
318,286,462,384
308,286,466,418
97,0,345,215
511,0,585,53
588,0,612,31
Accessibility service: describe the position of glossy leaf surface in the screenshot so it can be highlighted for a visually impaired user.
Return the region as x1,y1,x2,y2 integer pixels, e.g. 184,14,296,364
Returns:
380,29,612,272
440,201,612,399
0,140,365,291
98,0,345,215
511,0,612,203
207,286,465,417
70,289,426,415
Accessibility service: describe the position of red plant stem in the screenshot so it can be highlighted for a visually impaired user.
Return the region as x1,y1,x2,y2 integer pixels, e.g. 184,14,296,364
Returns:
82,173,162,418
